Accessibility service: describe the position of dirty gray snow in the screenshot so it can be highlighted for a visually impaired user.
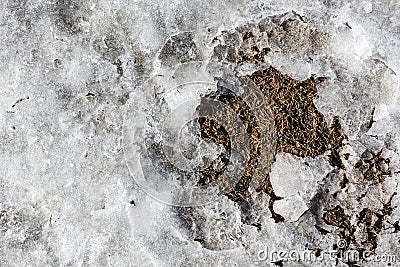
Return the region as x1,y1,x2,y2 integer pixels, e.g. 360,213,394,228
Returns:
0,0,399,266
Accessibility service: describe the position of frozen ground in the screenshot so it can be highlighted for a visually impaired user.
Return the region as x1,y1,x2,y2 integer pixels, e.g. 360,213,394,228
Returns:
0,0,399,266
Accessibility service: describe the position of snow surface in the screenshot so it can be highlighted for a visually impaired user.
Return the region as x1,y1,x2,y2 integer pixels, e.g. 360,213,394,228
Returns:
0,0,399,266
